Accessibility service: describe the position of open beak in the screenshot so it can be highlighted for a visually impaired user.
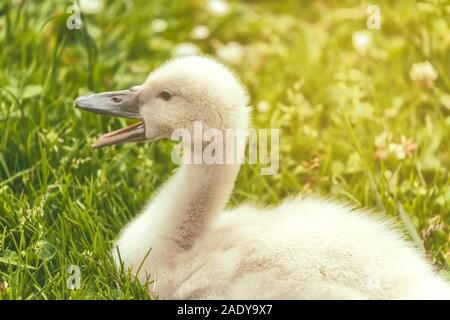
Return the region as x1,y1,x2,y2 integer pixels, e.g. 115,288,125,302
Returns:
74,89,146,148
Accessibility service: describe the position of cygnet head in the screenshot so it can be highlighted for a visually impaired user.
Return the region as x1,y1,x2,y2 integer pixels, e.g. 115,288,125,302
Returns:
74,56,250,148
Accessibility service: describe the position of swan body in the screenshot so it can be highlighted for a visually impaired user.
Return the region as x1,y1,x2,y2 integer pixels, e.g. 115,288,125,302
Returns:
75,56,450,299
118,197,450,299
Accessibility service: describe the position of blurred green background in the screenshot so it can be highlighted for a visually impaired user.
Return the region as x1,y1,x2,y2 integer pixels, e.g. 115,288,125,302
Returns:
0,0,449,299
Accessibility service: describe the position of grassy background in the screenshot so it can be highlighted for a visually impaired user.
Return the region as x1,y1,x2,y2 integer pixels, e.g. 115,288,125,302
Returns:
0,0,449,299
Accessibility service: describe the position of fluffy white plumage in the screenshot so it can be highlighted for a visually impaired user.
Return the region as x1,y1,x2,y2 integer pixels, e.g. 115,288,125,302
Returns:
112,56,450,299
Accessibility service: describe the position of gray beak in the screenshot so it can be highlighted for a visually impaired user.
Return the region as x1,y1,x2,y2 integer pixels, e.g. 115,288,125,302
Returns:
74,89,141,119
74,88,146,148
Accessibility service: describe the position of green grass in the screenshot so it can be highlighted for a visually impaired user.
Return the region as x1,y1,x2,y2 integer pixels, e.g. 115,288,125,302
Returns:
0,0,449,299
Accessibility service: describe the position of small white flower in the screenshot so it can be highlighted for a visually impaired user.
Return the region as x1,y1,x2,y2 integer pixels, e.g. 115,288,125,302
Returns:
257,100,270,113
79,0,103,14
399,135,417,158
191,25,210,40
172,42,200,57
216,41,244,65
352,31,372,55
388,143,405,160
206,0,230,16
150,19,168,33
410,61,438,87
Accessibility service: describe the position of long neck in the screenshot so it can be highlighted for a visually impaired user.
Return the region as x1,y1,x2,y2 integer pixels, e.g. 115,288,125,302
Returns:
146,138,244,257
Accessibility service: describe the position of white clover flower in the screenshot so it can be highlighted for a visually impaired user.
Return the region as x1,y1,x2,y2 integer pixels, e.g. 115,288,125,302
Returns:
388,143,406,160
206,0,230,16
79,0,103,14
388,143,405,160
191,25,210,40
352,31,372,55
216,41,244,65
150,19,168,33
399,135,417,158
172,42,200,57
257,100,270,113
410,61,438,87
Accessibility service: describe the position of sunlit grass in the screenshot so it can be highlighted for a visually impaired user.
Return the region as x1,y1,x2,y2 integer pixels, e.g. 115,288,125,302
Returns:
0,0,449,299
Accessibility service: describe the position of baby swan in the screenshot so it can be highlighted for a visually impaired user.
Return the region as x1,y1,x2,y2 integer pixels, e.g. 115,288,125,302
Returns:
75,56,450,299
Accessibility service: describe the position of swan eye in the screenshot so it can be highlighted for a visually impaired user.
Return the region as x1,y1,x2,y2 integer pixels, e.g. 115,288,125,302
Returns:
111,97,122,103
158,90,173,101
